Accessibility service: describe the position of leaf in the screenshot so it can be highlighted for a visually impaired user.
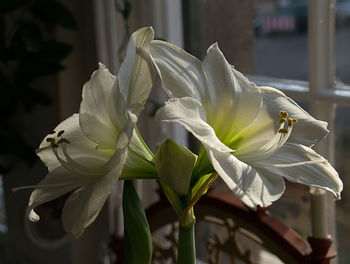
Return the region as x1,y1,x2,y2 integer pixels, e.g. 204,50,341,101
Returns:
0,0,31,13
37,41,72,62
11,21,42,53
123,180,152,264
19,87,52,111
190,173,218,203
159,179,183,217
0,126,36,165
123,2,132,20
16,59,64,82
0,82,18,113
0,15,4,59
31,0,77,29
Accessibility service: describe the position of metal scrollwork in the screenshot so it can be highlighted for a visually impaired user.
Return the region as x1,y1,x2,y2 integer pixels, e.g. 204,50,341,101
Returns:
151,216,267,264
111,192,334,264
152,223,178,264
206,218,255,264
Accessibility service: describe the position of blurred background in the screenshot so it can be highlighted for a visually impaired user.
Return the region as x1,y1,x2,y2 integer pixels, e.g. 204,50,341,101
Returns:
0,0,349,263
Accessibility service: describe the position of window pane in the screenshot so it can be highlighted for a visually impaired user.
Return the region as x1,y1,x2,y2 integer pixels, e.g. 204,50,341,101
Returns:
184,0,312,235
254,0,308,80
335,0,350,86
335,105,350,263
258,100,310,239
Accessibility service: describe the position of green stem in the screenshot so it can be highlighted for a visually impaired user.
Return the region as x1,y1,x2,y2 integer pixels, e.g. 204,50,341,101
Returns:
177,221,196,264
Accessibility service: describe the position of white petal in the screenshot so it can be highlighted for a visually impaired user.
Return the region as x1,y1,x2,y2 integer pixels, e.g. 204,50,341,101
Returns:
61,111,133,237
62,142,128,237
79,64,124,147
119,27,156,113
61,182,108,238
260,86,329,146
207,148,285,208
28,166,94,221
156,97,232,153
252,142,343,198
235,120,292,163
37,114,113,172
201,44,263,141
150,40,206,100
29,210,40,222
103,111,137,170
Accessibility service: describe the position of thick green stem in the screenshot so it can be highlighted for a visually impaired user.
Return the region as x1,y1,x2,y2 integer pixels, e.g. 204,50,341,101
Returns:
177,220,196,264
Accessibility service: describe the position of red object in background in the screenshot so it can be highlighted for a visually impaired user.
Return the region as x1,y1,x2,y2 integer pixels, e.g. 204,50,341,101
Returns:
262,15,296,33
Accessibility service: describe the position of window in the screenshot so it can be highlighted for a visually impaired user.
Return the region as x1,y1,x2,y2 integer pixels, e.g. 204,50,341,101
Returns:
181,0,350,263
10,0,344,263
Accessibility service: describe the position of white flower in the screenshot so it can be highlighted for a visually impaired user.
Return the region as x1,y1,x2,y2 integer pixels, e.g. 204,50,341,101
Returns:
23,27,156,237
151,41,343,208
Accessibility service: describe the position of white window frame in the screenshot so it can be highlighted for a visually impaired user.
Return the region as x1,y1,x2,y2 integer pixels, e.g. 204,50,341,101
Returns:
250,0,349,258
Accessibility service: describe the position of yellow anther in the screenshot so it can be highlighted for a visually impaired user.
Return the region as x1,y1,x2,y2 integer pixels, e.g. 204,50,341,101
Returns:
48,138,56,147
278,118,286,126
288,118,294,127
292,118,298,123
280,111,288,118
278,128,288,134
57,130,65,137
57,138,70,144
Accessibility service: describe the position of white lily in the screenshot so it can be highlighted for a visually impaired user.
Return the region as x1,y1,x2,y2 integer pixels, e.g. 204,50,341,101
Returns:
151,41,343,208
18,27,157,237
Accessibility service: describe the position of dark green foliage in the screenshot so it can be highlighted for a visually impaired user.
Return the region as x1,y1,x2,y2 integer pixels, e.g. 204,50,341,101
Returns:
16,59,65,82
0,0,31,13
0,124,37,172
19,86,52,111
38,41,72,63
122,1,132,20
11,21,43,53
31,0,77,29
0,0,75,174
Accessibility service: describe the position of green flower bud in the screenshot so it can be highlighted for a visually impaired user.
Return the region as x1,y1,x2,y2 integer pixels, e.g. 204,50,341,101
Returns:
155,139,196,195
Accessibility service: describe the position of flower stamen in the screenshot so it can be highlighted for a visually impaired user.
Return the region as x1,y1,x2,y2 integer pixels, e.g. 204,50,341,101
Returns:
288,118,297,127
49,132,106,177
57,138,70,144
280,111,288,118
277,111,298,134
278,128,288,134
278,118,286,126
57,130,65,137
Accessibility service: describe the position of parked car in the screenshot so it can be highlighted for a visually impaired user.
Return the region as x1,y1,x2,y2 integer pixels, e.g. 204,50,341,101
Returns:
255,2,308,35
